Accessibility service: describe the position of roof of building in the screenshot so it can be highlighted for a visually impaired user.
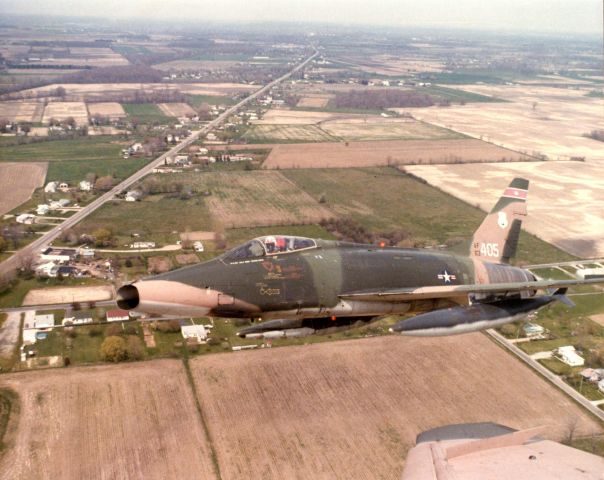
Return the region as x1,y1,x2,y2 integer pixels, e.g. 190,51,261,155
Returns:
106,309,129,318
33,314,55,328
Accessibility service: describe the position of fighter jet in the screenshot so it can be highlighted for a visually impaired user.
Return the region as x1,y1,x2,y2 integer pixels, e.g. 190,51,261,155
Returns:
116,178,601,338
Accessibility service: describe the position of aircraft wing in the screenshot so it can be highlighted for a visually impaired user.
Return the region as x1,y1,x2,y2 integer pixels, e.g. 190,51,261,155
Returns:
339,278,603,302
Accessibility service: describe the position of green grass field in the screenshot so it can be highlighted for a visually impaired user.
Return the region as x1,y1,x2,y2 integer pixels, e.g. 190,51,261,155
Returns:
187,94,237,108
0,136,151,182
123,103,171,123
421,85,504,103
75,196,214,246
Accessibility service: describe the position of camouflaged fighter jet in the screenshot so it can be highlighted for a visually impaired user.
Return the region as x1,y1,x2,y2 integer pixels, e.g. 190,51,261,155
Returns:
116,178,602,338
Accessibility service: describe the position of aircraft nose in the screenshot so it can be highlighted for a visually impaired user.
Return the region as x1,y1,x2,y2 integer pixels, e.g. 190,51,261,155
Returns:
116,284,140,310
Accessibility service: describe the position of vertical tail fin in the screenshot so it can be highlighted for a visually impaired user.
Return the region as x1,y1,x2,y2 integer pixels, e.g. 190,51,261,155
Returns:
470,178,528,264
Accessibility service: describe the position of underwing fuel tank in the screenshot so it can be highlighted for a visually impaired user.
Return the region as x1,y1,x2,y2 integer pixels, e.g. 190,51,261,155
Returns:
390,297,556,336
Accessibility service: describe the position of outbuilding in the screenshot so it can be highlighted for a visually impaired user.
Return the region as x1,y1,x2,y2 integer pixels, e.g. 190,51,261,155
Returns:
556,346,584,367
181,324,207,343
106,309,130,322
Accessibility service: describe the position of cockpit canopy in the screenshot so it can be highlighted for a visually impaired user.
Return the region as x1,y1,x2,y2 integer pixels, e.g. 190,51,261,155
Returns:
224,235,317,262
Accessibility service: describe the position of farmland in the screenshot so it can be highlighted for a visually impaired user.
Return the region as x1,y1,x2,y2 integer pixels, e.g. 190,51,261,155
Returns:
0,101,44,123
123,103,171,123
198,171,334,228
319,118,463,141
406,161,604,258
191,334,601,479
22,285,114,306
241,124,338,143
262,138,531,169
0,163,47,216
0,361,218,480
157,102,196,118
0,136,147,182
86,102,126,119
42,101,89,126
284,167,574,264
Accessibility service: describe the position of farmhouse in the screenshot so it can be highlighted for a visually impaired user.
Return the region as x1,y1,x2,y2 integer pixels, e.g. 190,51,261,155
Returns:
79,180,93,191
16,213,36,224
556,346,584,367
523,323,546,339
36,204,50,215
125,190,142,202
49,199,70,210
181,324,207,343
40,247,77,263
23,313,55,344
36,261,58,278
45,181,58,193
106,309,130,322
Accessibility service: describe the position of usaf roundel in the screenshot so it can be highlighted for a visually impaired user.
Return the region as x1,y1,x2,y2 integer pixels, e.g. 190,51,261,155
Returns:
437,270,457,284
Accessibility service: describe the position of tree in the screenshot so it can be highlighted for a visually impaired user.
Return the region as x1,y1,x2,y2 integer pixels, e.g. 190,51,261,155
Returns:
0,235,6,252
54,86,66,98
100,336,128,362
94,175,114,191
92,227,113,247
105,323,122,337
126,336,144,360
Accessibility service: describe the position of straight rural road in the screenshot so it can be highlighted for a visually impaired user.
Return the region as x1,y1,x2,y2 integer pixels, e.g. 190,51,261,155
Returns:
0,49,318,277
485,328,604,423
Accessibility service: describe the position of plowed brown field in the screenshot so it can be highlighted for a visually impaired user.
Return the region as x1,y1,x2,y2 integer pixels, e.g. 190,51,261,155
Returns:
0,360,218,480
263,138,532,169
0,162,47,216
191,334,601,479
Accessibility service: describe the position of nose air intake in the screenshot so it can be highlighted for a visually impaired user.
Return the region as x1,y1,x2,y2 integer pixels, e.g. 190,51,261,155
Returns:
116,284,140,310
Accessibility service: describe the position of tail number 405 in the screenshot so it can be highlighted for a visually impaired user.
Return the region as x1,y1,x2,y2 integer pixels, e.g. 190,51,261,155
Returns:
479,242,500,258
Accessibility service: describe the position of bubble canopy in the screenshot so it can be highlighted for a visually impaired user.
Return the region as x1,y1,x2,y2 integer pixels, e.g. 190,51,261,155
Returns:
223,235,317,261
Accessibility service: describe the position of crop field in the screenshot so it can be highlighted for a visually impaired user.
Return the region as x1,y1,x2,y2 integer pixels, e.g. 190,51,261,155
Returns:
123,103,170,123
22,285,114,306
154,59,239,71
23,47,129,67
403,84,604,162
157,102,196,117
0,101,44,123
296,94,332,108
254,109,365,125
197,171,334,228
191,334,601,479
0,136,146,183
406,161,604,258
241,124,338,143
263,138,531,169
0,360,218,480
86,102,126,119
0,163,47,216
284,167,573,264
42,101,89,126
320,118,463,141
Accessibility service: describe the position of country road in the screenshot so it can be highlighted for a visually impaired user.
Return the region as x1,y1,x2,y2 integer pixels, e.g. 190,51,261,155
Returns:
0,49,318,277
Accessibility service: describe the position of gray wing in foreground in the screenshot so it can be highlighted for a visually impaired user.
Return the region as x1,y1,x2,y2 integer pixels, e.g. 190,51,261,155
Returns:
339,278,604,302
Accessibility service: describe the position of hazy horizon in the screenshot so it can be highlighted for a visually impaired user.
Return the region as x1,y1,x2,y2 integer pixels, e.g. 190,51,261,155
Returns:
1,0,602,36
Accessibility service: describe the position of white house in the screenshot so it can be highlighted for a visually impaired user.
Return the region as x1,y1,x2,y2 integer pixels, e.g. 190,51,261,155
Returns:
556,346,584,367
193,241,204,252
181,324,207,343
36,204,50,215
125,190,142,202
523,323,545,338
130,241,155,249
63,311,94,325
79,180,93,191
16,213,36,224
40,247,77,263
36,261,58,278
23,313,55,344
45,181,58,193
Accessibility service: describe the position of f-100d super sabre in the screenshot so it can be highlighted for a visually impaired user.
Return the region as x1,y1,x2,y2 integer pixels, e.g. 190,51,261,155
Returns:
116,178,601,338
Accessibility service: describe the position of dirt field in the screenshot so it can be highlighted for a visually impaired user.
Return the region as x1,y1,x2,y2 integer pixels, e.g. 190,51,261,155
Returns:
191,334,601,479
320,118,461,141
335,53,445,75
148,256,172,273
86,102,126,119
23,47,128,67
0,101,45,123
200,171,334,228
262,138,531,169
179,231,215,241
0,360,218,480
242,124,337,143
405,161,604,258
0,162,47,216
296,94,332,108
157,102,196,117
22,285,114,306
175,253,200,265
592,314,604,327
401,84,604,162
42,101,89,126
